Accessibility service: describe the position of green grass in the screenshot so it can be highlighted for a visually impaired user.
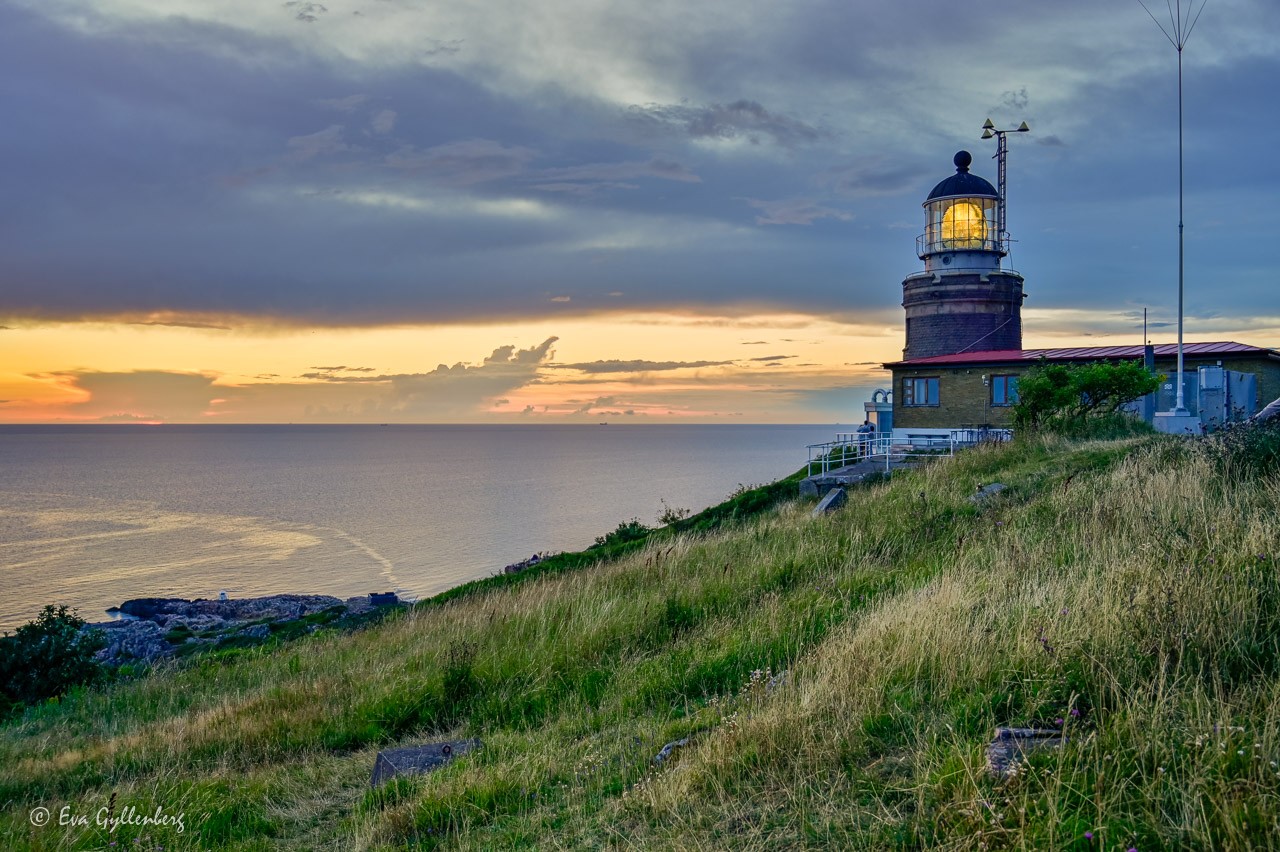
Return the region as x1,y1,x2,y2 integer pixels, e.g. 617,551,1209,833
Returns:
2,432,1279,849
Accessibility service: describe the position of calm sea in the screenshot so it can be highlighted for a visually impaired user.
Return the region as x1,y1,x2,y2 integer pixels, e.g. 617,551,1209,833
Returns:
0,424,835,628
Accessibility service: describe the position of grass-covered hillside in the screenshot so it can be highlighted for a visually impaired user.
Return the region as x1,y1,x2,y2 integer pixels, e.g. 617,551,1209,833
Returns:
4,431,1280,850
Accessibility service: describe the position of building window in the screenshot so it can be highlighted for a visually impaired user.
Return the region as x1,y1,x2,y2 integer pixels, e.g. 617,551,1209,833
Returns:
991,374,1019,406
903,377,939,406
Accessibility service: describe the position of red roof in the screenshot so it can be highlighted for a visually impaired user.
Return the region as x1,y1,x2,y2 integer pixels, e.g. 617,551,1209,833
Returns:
885,341,1279,368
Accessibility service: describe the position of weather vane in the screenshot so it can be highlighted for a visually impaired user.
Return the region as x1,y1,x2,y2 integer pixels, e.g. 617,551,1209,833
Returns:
980,119,1029,254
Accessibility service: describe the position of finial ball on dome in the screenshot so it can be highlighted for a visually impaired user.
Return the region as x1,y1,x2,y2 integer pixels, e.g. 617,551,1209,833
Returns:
954,150,972,171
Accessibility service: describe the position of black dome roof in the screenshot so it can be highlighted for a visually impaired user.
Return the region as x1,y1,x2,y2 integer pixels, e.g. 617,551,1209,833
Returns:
926,151,997,201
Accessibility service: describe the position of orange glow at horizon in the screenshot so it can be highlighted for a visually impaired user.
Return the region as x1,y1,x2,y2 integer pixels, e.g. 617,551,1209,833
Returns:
3,308,1274,424
0,312,903,424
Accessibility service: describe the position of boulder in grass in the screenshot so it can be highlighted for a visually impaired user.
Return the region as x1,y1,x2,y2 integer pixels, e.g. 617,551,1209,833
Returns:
811,487,847,517
370,739,481,787
969,482,1008,504
986,727,1065,778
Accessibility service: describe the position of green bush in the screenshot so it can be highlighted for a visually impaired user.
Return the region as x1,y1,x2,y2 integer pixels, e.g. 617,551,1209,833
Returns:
1013,359,1161,432
0,605,105,719
591,518,651,549
1201,419,1280,478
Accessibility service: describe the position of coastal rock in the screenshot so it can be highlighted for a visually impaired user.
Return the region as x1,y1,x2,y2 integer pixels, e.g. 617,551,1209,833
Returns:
118,594,344,623
114,598,190,619
502,553,550,575
89,592,403,668
240,624,271,640
92,620,172,665
370,739,481,787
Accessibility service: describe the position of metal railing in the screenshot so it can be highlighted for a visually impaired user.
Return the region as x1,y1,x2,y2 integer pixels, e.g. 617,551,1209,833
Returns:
805,428,1014,478
916,232,1008,258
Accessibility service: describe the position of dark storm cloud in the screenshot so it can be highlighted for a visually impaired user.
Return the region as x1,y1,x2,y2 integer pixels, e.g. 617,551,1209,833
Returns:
628,100,826,147
384,139,538,184
1,0,1278,333
821,160,924,198
283,2,328,24
528,158,701,195
744,198,851,226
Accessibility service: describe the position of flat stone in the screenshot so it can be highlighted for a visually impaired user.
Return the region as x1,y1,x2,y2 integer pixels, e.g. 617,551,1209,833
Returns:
653,738,689,765
968,482,1007,503
986,727,1065,778
811,487,847,517
370,739,481,787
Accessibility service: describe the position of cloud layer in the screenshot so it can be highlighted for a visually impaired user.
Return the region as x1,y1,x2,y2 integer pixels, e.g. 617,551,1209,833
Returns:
1,0,1276,334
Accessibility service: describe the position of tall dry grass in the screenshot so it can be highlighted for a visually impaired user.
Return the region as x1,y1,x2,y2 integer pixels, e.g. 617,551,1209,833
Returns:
1,433,1277,849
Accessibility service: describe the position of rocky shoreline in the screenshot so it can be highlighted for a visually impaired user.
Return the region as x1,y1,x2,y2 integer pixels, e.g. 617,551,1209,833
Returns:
87,592,403,667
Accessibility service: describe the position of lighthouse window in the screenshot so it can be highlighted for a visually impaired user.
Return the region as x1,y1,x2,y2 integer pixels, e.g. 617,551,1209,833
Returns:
903,377,939,406
991,375,1019,406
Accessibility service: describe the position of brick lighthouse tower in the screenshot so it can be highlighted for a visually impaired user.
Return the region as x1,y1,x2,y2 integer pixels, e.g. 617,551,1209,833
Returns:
901,151,1025,360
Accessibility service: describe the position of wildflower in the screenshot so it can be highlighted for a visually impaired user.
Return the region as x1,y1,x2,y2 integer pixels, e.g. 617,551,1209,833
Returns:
1071,708,1081,718
1054,718,1064,727
1085,831,1094,841
1060,608,1069,615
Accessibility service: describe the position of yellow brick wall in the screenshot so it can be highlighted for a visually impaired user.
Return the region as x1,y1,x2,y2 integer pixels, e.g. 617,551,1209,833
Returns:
889,356,1280,429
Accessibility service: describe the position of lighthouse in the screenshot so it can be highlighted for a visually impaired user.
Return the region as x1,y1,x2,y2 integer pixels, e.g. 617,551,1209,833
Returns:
900,150,1025,360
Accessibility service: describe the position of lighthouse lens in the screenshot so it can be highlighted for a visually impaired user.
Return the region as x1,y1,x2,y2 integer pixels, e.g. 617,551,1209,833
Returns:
941,201,986,249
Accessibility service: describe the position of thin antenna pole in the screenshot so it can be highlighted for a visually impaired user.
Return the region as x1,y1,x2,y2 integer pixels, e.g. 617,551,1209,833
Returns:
1176,42,1186,412
1138,0,1208,416
996,131,1007,243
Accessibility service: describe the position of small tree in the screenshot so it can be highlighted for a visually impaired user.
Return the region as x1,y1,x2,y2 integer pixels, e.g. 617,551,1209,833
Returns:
1013,359,1161,431
0,605,105,719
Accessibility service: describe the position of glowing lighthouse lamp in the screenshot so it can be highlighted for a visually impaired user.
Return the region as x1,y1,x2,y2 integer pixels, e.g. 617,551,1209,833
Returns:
917,151,1000,272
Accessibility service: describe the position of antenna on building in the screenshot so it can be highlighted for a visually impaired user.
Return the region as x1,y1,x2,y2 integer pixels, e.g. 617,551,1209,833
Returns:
1138,0,1209,417
981,119,1030,259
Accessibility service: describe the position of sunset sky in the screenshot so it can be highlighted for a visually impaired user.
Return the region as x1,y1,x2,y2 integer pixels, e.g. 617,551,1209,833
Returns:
2,0,1277,423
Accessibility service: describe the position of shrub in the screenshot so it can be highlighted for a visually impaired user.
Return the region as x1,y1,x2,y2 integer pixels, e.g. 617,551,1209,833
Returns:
0,606,105,719
1013,359,1161,432
1200,419,1280,478
657,499,692,526
591,518,650,549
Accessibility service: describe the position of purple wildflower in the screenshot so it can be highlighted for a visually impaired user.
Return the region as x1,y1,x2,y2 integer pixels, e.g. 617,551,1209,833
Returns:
1085,832,1094,841
1071,708,1081,718
1055,718,1064,726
